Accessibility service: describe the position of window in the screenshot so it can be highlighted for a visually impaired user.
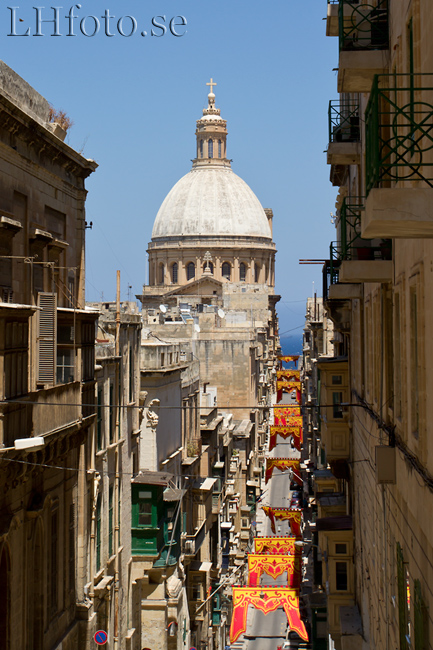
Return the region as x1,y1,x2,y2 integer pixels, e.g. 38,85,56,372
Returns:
109,486,114,557
50,510,58,614
335,561,348,591
332,392,343,419
96,495,102,571
332,375,342,385
171,262,178,283
138,502,152,527
222,262,231,280
187,262,195,281
82,321,95,382
254,263,260,283
335,543,347,554
200,140,203,158
208,139,213,158
4,320,28,398
218,140,222,158
159,263,165,284
239,262,246,282
57,348,75,384
97,388,103,451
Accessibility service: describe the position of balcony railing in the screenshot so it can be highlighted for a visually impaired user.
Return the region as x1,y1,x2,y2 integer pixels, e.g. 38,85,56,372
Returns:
339,0,388,52
329,100,360,144
365,73,433,194
322,260,340,302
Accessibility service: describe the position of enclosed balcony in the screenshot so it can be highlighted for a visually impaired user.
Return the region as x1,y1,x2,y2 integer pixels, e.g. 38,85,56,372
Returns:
363,74,433,237
331,199,393,283
337,0,389,93
328,100,361,185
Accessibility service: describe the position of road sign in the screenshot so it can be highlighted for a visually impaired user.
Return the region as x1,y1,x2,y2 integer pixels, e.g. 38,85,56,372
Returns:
94,630,108,645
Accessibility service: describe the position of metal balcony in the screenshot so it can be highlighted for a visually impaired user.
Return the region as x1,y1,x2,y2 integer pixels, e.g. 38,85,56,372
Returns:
338,0,388,92
327,100,361,169
363,73,433,237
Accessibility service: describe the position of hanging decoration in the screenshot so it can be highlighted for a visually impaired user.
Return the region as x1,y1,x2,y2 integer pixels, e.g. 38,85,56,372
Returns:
274,407,301,426
262,506,303,536
276,381,302,392
265,458,300,483
229,587,308,643
278,355,300,368
277,370,300,381
247,554,301,588
269,426,303,452
254,536,297,556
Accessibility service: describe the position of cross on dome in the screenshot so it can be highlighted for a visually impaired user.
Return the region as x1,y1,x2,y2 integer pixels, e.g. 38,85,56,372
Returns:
206,78,217,94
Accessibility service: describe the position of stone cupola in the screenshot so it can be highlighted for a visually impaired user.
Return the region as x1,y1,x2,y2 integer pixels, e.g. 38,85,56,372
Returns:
194,79,230,167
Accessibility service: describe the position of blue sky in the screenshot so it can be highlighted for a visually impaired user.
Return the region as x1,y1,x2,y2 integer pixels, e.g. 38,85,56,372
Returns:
1,0,338,339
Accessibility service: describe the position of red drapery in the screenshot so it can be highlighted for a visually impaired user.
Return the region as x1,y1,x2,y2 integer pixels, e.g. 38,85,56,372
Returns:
269,426,303,452
230,587,308,643
254,536,297,555
247,554,301,588
262,506,303,536
265,458,301,484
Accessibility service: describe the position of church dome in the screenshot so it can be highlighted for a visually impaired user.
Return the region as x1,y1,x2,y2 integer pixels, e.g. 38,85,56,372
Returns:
151,165,272,240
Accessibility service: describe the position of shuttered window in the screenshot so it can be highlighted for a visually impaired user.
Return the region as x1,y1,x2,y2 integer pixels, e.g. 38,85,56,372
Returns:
37,292,57,385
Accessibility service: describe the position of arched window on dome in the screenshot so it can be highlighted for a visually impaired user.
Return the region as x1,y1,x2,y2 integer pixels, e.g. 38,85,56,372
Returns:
208,139,213,159
218,140,222,158
254,263,260,283
159,263,165,285
187,262,195,281
239,262,246,282
171,262,178,284
222,262,231,280
200,140,203,158
203,261,214,274
264,265,268,284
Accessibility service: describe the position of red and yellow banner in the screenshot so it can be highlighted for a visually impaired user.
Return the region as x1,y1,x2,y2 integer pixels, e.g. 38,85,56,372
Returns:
262,506,303,536
278,355,299,367
276,381,301,392
247,554,301,588
254,536,297,555
269,426,303,452
277,370,300,381
230,587,308,643
274,407,301,426
265,458,300,483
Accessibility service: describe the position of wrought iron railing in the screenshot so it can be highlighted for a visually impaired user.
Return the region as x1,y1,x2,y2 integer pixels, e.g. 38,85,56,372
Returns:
365,73,433,194
339,0,388,51
329,100,360,144
322,260,340,301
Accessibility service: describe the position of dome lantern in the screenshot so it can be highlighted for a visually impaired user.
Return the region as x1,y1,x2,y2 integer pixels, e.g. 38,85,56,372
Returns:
194,78,229,166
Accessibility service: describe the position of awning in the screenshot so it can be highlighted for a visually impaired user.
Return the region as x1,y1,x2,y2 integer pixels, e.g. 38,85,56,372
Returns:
190,561,213,572
193,477,217,491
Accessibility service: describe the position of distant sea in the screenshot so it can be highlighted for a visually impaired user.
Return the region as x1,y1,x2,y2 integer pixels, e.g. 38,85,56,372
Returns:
279,335,303,356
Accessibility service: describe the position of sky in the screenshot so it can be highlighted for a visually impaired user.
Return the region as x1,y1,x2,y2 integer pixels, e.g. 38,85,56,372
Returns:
1,0,338,345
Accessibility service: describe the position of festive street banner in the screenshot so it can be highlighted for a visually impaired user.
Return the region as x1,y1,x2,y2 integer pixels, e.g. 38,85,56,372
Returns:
276,381,301,392
262,506,303,536
265,458,300,483
274,407,301,426
254,536,297,555
278,355,300,368
285,416,303,427
277,370,300,381
230,587,308,643
269,426,303,452
247,554,301,588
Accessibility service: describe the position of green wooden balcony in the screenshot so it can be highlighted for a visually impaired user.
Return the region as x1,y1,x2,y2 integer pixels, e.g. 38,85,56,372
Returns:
364,74,433,237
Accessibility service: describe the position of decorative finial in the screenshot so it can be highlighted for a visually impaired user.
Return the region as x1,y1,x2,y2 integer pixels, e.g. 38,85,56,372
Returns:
206,78,217,95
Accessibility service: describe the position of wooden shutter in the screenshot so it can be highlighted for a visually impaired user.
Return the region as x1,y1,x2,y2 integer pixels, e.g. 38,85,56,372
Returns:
37,292,57,385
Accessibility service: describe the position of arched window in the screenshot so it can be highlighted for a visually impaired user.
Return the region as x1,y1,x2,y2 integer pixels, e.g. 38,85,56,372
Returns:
203,261,214,274
200,140,203,158
159,263,165,284
171,262,178,284
218,140,222,158
187,262,195,281
222,262,231,280
239,262,246,282
254,263,260,283
208,139,213,159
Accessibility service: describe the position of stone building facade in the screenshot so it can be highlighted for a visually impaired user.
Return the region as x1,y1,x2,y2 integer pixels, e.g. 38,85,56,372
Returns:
310,1,433,647
0,61,97,649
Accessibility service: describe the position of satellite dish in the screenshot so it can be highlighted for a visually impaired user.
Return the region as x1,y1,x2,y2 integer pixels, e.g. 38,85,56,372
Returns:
159,304,167,313
194,324,201,333
217,309,225,318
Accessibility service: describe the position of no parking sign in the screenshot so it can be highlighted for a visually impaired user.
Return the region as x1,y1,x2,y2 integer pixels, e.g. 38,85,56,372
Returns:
94,630,108,645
